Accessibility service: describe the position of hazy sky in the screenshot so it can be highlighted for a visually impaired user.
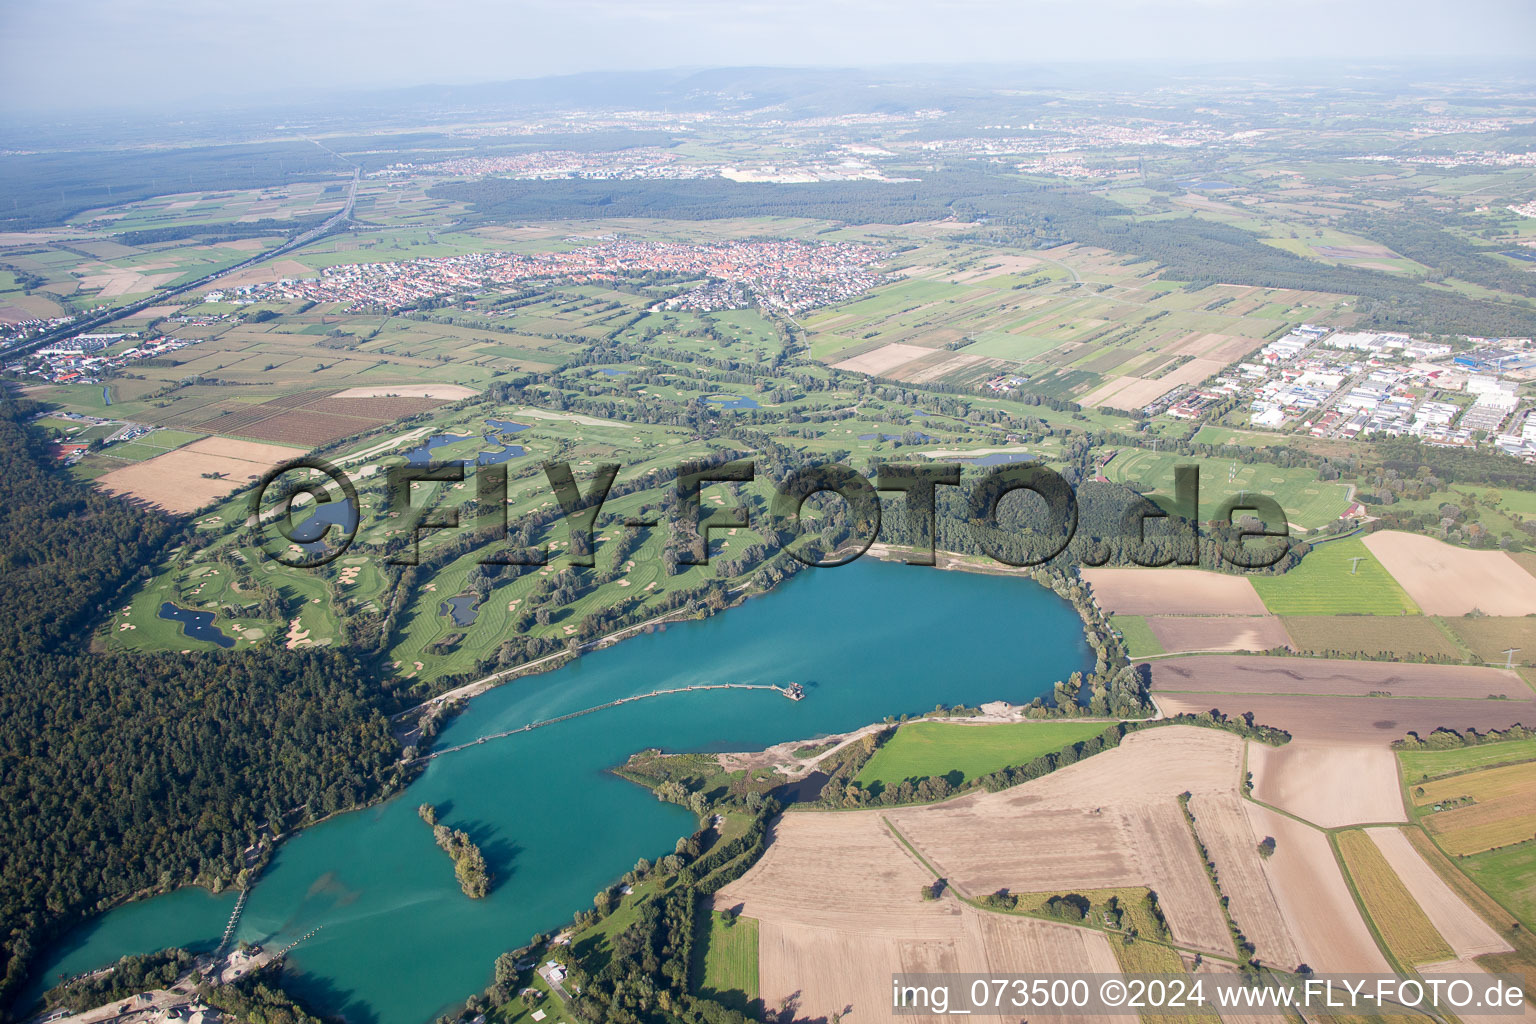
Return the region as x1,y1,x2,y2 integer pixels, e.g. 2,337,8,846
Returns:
3,0,1534,112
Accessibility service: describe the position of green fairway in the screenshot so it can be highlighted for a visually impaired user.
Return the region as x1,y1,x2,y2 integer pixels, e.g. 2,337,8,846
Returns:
1251,537,1420,616
694,911,760,1014
1111,614,1164,658
1101,449,1352,530
1398,740,1536,783
856,720,1112,789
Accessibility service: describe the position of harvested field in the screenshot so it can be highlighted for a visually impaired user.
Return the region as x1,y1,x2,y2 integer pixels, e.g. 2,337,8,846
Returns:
1080,360,1225,411
884,728,1239,955
1363,531,1536,616
209,258,314,289
1241,802,1391,973
1415,762,1536,856
1365,828,1512,958
1186,793,1300,968
1281,616,1461,660
192,389,449,447
1153,691,1536,745
1082,376,1174,411
889,804,1133,891
717,812,951,932
1081,568,1267,616
94,437,306,514
1148,655,1529,700
1336,829,1455,965
1417,957,1536,1024
1124,802,1235,955
716,812,1124,1024
752,911,1123,1024
832,342,932,376
331,384,479,399
134,304,186,318
1145,615,1291,654
720,727,1254,1022
1248,741,1404,827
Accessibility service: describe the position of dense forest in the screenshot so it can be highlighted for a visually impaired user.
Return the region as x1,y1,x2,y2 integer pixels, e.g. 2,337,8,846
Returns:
1341,209,1536,299
115,216,328,247
0,144,352,231
973,208,1536,337
430,171,1021,227
0,398,406,1019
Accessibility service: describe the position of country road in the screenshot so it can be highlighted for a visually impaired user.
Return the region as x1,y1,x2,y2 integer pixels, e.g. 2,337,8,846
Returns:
2,164,361,359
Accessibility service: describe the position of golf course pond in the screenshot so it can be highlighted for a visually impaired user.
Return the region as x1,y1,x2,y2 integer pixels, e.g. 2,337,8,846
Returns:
31,559,1093,1024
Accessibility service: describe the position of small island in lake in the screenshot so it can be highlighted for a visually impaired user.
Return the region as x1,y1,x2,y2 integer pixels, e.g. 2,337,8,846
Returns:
418,803,491,898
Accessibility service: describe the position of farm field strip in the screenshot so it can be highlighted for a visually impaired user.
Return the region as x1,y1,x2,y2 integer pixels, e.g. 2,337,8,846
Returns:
854,721,1112,789
1413,761,1536,857
1241,801,1392,973
1335,828,1455,966
1250,538,1419,616
1364,828,1512,958
1398,740,1536,782
1185,792,1300,968
1364,531,1536,617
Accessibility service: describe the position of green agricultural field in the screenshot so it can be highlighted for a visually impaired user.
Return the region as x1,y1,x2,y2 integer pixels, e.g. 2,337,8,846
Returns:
960,332,1063,362
1398,740,1536,783
1111,614,1164,657
1459,841,1536,931
1281,615,1461,659
1251,538,1420,616
1100,449,1352,531
856,720,1111,789
1445,617,1536,669
693,911,760,1015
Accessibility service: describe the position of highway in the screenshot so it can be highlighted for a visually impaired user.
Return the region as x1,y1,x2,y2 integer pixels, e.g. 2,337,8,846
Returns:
1,165,361,360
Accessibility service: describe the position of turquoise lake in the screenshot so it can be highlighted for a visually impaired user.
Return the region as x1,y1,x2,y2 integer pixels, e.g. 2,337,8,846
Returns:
29,559,1092,1024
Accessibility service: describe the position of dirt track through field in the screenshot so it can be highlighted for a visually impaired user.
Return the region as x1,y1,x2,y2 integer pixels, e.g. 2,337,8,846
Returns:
1248,740,1404,827
1242,801,1391,972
